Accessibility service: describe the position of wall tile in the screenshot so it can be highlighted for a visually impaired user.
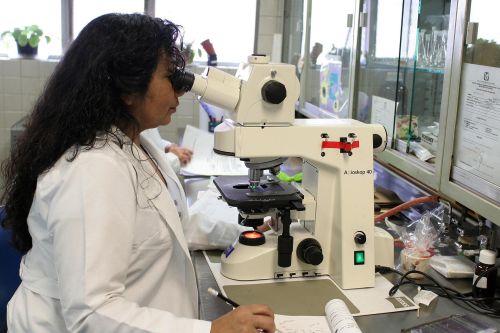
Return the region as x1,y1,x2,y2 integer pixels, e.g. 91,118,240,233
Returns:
259,16,280,35
40,61,57,78
3,59,20,76
4,111,25,129
257,35,274,55
22,94,38,112
21,59,41,77
4,94,22,111
3,77,21,94
0,129,9,149
21,77,43,95
260,0,280,16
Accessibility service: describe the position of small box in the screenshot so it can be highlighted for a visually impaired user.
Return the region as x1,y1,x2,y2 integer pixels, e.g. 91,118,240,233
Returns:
319,59,342,113
396,115,418,139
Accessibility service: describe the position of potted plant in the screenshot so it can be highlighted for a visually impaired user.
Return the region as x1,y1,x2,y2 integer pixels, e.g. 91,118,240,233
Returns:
1,25,51,57
181,41,201,64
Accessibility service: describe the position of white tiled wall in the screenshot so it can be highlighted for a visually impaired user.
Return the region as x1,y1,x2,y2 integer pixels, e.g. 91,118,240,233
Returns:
256,0,284,56
0,58,58,169
0,0,284,179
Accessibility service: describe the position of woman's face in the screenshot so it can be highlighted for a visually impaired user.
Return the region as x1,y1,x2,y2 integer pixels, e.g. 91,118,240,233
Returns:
125,55,184,133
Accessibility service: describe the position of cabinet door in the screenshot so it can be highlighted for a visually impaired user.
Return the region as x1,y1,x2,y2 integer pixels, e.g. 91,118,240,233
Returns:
441,0,500,224
353,0,454,189
297,0,357,119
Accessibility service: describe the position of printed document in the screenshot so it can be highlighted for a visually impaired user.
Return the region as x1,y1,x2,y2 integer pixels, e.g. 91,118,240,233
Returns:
181,125,248,176
453,64,500,202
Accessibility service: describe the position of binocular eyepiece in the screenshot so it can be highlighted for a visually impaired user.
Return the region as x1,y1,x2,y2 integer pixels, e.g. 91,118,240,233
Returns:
170,69,195,93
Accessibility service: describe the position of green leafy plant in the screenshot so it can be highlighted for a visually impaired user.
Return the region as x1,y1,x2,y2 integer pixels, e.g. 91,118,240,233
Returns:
1,25,51,48
181,41,202,64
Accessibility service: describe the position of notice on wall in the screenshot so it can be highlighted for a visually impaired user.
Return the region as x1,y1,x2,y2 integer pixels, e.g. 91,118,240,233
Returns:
371,96,397,144
453,63,500,190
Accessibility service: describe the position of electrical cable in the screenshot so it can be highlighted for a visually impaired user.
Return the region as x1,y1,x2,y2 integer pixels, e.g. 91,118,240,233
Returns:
375,265,500,318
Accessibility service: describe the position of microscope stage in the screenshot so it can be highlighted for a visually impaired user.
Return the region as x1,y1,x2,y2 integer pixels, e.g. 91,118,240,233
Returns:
213,176,303,211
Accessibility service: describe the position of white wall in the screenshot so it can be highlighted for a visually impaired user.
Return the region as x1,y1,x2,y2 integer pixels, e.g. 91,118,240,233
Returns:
0,0,285,184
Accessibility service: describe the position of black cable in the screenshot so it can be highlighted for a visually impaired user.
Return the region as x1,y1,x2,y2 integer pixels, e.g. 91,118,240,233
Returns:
376,265,500,318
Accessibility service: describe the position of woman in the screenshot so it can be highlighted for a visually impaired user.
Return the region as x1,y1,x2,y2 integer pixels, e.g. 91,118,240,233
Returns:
1,13,275,333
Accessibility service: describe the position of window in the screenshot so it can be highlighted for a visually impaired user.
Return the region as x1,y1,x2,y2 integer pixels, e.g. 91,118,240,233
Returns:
1,0,256,63
73,0,144,38
375,0,404,58
310,0,353,65
0,0,61,57
155,0,256,64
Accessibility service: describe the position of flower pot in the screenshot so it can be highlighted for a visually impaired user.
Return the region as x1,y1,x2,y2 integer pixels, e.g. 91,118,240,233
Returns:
16,44,38,57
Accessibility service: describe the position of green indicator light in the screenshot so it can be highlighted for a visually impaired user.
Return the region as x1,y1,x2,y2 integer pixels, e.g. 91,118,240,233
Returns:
354,251,365,265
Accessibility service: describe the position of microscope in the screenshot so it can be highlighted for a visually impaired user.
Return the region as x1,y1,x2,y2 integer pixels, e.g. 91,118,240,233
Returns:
172,55,387,289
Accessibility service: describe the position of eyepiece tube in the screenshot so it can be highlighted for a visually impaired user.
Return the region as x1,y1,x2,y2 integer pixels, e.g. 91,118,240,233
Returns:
170,67,240,112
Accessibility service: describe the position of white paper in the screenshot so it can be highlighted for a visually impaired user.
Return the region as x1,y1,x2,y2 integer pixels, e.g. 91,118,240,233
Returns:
181,125,248,176
371,96,397,141
454,64,500,188
275,314,330,333
429,255,475,278
413,290,438,307
325,299,362,333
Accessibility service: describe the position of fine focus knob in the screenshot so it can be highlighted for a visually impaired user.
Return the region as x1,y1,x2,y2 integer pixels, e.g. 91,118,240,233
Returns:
297,238,323,266
354,231,367,244
261,80,287,104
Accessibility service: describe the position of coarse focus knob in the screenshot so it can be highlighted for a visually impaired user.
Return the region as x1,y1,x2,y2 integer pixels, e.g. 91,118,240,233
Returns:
261,80,287,104
354,231,366,244
297,238,323,265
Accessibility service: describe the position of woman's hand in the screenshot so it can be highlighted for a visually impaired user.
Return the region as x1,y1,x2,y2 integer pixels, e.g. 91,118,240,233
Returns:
211,304,276,333
166,143,193,166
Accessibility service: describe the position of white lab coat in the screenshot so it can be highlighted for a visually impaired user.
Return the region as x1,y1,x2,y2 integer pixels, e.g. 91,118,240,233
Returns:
142,128,181,173
7,129,213,333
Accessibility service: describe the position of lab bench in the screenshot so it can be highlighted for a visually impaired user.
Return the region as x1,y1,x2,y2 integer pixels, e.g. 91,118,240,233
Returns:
183,166,500,332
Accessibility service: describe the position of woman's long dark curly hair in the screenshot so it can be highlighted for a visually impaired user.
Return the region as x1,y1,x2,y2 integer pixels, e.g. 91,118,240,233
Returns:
0,13,185,252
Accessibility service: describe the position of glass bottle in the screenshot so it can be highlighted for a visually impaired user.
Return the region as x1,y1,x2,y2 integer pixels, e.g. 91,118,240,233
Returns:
473,249,497,301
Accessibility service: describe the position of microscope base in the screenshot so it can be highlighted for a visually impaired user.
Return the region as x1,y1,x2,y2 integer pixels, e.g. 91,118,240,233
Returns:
220,226,327,281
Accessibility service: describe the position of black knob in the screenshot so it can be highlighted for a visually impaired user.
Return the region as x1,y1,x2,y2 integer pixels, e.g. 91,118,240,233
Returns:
261,80,287,104
354,231,367,244
297,238,323,265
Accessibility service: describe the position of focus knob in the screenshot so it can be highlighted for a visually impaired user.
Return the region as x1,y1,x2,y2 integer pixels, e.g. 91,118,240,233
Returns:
297,238,323,265
354,231,367,244
261,80,287,104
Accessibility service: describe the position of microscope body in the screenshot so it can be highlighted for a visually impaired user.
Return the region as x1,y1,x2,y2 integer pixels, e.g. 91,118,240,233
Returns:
187,55,387,290
215,119,385,289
